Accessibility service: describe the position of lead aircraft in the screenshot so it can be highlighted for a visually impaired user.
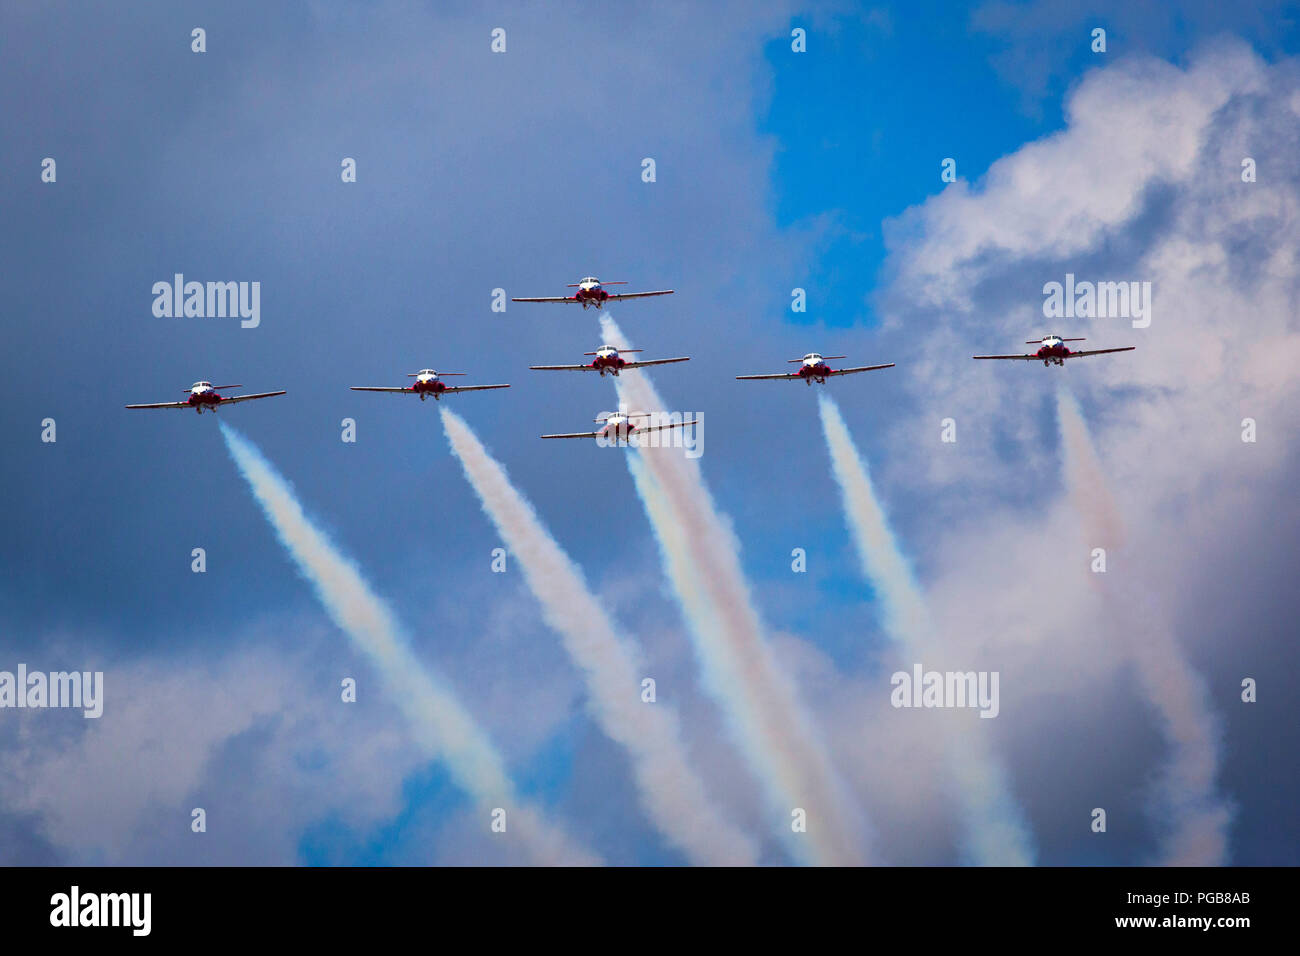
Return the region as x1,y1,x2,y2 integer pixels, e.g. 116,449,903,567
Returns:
511,276,673,310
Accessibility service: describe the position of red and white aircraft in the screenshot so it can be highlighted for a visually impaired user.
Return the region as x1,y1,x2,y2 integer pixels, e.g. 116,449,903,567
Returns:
125,381,286,414
737,352,895,385
973,335,1135,367
350,369,510,401
512,276,673,310
542,410,697,442
530,344,689,377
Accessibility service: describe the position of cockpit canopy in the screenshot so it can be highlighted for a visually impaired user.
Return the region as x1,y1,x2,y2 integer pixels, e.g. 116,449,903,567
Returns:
805,353,822,361
580,276,599,284
192,381,211,388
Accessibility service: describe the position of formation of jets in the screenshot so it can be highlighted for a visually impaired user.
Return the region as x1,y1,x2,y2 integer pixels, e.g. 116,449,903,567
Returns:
126,277,1136,437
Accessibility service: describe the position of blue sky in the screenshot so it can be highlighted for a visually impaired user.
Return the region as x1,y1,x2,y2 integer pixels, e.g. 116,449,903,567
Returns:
2,0,1297,866
762,5,1055,329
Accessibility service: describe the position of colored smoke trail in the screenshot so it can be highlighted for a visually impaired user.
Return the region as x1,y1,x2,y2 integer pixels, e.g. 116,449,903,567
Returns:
219,422,596,866
440,408,760,865
818,392,1036,866
1056,388,1126,552
602,315,868,866
1055,388,1231,865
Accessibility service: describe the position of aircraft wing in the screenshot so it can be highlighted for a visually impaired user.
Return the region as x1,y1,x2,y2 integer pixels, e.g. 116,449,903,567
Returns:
219,391,287,405
1067,347,1136,359
441,384,511,394
736,372,800,380
541,430,600,439
606,290,673,301
624,357,690,369
637,419,697,435
529,364,596,371
125,401,193,409
511,296,577,304
972,353,1037,361
350,386,415,393
827,363,895,376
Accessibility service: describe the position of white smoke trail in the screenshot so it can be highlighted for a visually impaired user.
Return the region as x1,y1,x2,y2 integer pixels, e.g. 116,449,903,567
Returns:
1056,387,1231,865
817,392,1036,866
602,315,868,866
219,423,597,866
816,395,929,644
440,408,760,865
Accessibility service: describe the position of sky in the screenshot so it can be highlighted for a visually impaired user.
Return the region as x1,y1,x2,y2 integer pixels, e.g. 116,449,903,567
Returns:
1,0,1297,866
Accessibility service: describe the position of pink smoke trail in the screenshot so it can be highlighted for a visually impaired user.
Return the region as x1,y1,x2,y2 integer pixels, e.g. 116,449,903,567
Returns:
602,314,869,866
1057,387,1231,865
441,407,760,865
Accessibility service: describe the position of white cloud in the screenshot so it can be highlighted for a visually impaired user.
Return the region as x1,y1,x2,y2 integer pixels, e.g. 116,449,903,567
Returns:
848,42,1299,862
0,624,427,864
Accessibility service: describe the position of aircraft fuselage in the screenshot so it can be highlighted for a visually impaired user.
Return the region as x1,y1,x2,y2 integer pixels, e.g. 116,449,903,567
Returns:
591,353,628,375
187,389,224,412
1035,338,1072,366
412,378,450,400
574,286,610,309
798,361,833,384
